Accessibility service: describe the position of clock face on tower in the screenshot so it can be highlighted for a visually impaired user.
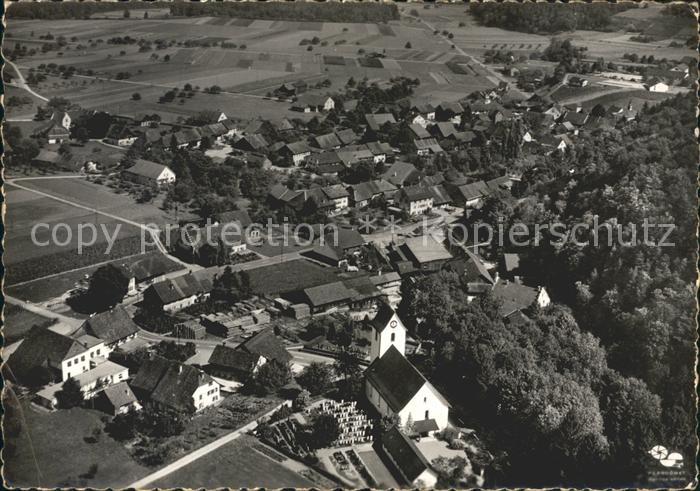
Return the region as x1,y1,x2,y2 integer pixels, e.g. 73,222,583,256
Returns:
390,320,397,328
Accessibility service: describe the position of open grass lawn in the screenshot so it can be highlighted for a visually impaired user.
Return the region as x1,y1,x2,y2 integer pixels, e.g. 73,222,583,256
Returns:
581,89,674,110
550,83,614,102
153,435,313,488
2,396,149,488
1,303,58,344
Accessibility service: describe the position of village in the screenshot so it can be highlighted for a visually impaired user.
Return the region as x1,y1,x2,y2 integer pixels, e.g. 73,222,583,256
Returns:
2,2,697,489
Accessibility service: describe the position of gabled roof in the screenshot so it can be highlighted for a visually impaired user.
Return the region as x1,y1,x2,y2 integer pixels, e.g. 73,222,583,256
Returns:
365,141,392,156
238,327,292,364
382,161,419,187
303,281,354,307
455,180,490,201
492,280,540,317
335,128,358,145
365,113,397,131
503,253,521,273
428,184,451,206
324,227,365,250
148,273,211,305
350,179,397,203
401,235,452,264
294,93,333,108
209,344,262,373
285,141,312,155
314,132,342,150
367,301,398,333
382,425,433,483
413,138,444,153
409,123,431,139
322,184,349,200
236,133,269,150
125,159,173,180
79,306,139,345
132,355,214,411
101,381,138,409
437,101,465,115
366,345,444,412
8,326,93,376
433,122,457,138
400,185,433,202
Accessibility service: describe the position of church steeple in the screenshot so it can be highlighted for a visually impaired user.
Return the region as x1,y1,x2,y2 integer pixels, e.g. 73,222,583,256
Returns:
367,301,406,361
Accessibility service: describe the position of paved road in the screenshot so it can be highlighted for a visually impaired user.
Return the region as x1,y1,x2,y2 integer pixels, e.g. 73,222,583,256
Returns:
125,401,289,489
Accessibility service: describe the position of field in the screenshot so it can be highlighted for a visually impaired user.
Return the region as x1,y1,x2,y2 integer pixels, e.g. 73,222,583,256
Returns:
3,176,186,285
4,12,499,120
2,397,149,488
5,251,184,304
580,89,673,111
2,303,58,344
246,259,339,296
153,435,313,488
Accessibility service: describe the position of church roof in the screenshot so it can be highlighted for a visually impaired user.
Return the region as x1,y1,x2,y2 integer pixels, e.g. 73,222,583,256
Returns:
366,346,430,412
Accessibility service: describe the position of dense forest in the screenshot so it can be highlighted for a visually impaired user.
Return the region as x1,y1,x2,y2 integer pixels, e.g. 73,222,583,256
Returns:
6,0,399,23
469,2,635,33
400,93,697,487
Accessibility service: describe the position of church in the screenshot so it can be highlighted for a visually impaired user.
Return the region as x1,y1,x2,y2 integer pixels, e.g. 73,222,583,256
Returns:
364,302,450,436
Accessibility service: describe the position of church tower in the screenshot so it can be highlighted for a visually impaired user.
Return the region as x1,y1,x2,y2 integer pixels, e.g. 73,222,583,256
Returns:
368,301,406,361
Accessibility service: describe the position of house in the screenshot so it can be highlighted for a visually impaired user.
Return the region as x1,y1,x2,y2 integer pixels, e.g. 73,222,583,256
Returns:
381,426,439,488
320,184,350,214
45,123,71,144
500,252,522,279
104,123,138,146
335,128,359,146
35,360,130,409
365,141,393,163
313,132,342,150
365,301,406,360
492,280,551,317
409,123,431,140
365,345,450,434
435,102,465,124
123,159,176,187
348,179,398,208
428,184,451,208
443,251,495,295
279,141,312,166
382,161,421,188
561,110,589,127
143,273,213,312
539,134,570,153
397,185,434,215
292,94,335,112
207,328,291,381
302,281,355,314
412,138,444,156
75,306,139,352
452,180,490,208
568,76,589,87
430,122,457,139
7,327,107,384
410,102,436,125
365,113,397,132
646,79,669,93
323,227,365,254
232,134,269,152
95,381,141,415
131,355,220,412
276,80,308,97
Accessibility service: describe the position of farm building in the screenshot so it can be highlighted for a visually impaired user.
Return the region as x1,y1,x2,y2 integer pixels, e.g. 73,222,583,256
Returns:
397,185,434,215
380,426,439,488
73,306,139,352
94,381,141,416
207,328,291,381
348,179,398,208
451,180,490,208
387,235,453,275
292,94,335,112
143,272,213,312
131,355,220,412
123,159,176,187
382,161,421,188
6,326,107,385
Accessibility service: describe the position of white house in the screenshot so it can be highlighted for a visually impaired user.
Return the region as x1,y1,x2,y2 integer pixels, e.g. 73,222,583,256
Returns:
398,186,434,216
646,81,669,93
123,159,176,188
74,306,140,355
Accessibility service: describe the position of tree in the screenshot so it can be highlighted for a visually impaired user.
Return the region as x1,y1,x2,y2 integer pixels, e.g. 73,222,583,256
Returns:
86,264,130,312
132,92,141,101
56,377,84,409
307,414,340,449
297,362,334,395
405,41,412,49
211,267,252,304
293,389,311,410
138,403,188,436
248,360,292,396
123,8,130,19
153,341,196,362
144,11,149,19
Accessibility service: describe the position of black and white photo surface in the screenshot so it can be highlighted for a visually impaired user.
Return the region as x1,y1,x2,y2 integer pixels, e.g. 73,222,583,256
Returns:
1,1,697,489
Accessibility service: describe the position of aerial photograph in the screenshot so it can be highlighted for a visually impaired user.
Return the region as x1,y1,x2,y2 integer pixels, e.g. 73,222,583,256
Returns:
1,1,697,489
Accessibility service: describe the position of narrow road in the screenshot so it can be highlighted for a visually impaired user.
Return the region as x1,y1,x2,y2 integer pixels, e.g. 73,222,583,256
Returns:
125,401,289,489
4,58,49,101
3,295,83,329
5,176,195,270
